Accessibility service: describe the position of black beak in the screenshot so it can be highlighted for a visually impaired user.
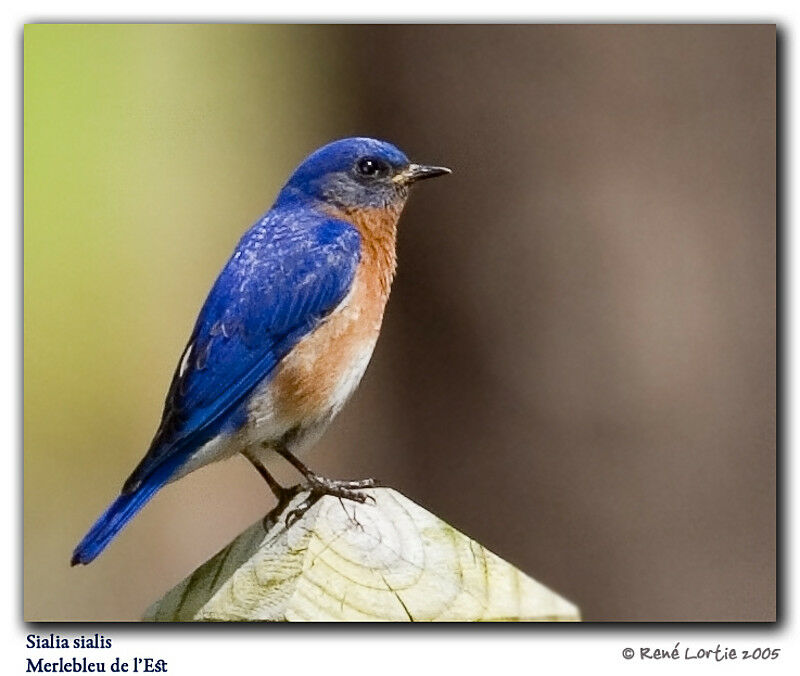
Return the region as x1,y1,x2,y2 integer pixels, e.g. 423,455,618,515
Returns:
395,163,452,185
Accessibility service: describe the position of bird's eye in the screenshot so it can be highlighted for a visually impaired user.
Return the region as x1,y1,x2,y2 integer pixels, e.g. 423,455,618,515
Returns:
356,157,391,178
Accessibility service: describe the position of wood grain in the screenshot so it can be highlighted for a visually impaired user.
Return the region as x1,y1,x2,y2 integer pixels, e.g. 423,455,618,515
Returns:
144,488,580,622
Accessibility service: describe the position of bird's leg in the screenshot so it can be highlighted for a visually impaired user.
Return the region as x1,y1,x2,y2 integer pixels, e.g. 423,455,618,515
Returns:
275,444,380,492
244,450,293,508
273,443,380,525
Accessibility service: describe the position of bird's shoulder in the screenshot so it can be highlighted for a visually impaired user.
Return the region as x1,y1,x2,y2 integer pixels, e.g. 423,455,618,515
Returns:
223,207,360,288
193,206,363,346
179,205,364,407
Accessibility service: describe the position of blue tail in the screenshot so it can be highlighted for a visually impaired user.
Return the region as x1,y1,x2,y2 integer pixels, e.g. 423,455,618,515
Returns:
71,454,184,566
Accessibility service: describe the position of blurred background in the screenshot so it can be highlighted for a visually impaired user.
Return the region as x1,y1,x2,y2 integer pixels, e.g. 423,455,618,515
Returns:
24,24,775,621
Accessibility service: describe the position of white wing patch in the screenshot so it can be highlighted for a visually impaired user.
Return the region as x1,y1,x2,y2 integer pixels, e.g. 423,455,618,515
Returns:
179,342,194,378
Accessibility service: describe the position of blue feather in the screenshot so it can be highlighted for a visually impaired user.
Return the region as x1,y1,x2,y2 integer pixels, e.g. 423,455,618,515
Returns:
71,451,186,565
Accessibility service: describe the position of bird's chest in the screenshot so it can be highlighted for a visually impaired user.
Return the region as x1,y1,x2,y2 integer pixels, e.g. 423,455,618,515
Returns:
248,266,389,436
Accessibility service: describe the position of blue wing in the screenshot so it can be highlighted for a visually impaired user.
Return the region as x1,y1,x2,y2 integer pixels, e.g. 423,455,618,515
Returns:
71,210,360,564
129,211,361,490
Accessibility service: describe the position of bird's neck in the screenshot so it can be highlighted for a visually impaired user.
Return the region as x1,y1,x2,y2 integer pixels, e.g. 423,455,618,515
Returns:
325,203,401,299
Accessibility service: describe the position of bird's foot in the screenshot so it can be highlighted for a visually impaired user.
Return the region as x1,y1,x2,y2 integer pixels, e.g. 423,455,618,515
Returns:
273,484,301,510
284,475,381,527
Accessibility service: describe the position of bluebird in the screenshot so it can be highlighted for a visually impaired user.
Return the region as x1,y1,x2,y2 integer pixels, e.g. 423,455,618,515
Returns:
71,137,450,565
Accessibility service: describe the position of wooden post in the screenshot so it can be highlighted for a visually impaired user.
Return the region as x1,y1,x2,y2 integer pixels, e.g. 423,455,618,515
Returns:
144,487,580,622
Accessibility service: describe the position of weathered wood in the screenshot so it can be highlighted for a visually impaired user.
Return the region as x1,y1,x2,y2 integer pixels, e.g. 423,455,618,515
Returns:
144,487,580,622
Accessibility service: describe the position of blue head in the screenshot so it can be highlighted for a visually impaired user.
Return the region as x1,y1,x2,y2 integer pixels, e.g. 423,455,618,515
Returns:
278,137,450,212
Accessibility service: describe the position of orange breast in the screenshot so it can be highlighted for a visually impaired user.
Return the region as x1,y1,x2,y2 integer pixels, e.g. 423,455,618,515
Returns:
269,268,380,422
270,205,400,425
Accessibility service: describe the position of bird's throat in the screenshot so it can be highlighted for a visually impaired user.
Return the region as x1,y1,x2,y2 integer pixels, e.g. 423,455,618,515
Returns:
325,204,400,299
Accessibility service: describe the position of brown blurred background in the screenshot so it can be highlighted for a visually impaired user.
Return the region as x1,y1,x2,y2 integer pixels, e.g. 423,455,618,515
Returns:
24,24,775,621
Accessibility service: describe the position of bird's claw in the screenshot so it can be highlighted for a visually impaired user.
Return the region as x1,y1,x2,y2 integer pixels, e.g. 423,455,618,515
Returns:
285,495,319,527
283,476,380,527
